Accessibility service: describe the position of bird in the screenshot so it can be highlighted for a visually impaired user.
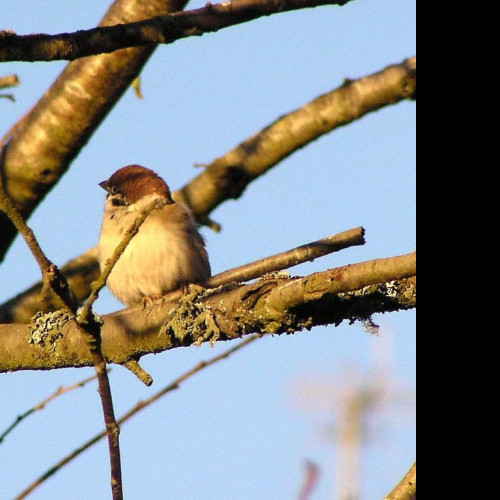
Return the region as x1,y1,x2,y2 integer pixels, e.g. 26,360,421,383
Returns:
98,165,211,306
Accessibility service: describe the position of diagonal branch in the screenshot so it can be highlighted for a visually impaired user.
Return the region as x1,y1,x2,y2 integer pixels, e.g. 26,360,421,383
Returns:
13,335,259,500
0,252,416,373
0,247,99,323
0,0,356,261
0,0,355,63
0,372,101,445
0,0,190,262
0,146,164,500
0,227,365,324
384,462,416,500
0,57,416,318
0,142,74,311
176,57,417,229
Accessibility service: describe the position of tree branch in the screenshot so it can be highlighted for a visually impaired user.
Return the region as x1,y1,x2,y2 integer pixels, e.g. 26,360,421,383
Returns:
0,142,74,311
384,462,416,500
0,74,19,88
175,57,417,229
0,74,19,101
0,143,153,500
0,252,416,373
0,227,365,324
0,0,357,260
0,56,416,316
13,335,259,500
0,372,101,445
0,0,354,63
0,247,100,324
0,0,190,262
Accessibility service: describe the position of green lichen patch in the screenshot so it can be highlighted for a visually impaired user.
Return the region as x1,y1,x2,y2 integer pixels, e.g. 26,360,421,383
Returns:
160,285,222,346
28,309,74,352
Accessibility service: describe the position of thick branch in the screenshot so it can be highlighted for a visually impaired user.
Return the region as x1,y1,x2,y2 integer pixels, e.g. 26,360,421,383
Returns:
0,0,189,262
0,247,100,324
0,57,416,314
177,57,417,229
0,227,365,324
0,0,354,62
0,0,356,260
384,462,416,500
0,252,416,373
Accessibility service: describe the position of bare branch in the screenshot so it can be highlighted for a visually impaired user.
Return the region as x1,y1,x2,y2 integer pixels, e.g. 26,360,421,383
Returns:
1,142,132,500
1,227,365,324
0,252,416,373
0,247,100,324
0,0,191,261
207,227,366,287
0,372,101,445
0,74,19,89
177,57,417,229
0,0,354,63
13,335,259,500
0,74,19,101
384,462,416,500
0,55,416,314
0,142,74,311
132,226,367,307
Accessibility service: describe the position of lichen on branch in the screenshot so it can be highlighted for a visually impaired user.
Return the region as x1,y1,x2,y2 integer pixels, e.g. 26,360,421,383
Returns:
0,252,416,373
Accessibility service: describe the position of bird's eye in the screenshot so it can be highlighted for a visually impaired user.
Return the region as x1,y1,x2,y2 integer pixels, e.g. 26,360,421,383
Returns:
111,194,129,207
109,186,118,195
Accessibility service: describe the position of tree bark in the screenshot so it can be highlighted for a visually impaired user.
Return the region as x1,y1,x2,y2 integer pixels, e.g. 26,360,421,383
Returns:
0,252,416,373
0,0,354,62
0,0,188,262
0,58,416,321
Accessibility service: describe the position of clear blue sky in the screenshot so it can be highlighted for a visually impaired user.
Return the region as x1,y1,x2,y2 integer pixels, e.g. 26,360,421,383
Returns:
0,1,416,499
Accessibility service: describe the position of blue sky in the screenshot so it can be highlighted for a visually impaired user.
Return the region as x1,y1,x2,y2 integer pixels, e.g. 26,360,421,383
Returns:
0,1,416,498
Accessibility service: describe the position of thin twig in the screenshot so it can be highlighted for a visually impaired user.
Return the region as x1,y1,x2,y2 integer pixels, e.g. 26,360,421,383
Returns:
150,226,365,305
0,74,19,101
1,227,365,324
78,198,160,320
0,74,20,89
0,142,73,310
297,461,320,500
1,142,125,499
77,199,160,389
208,227,365,287
0,372,103,444
74,198,160,499
14,335,259,500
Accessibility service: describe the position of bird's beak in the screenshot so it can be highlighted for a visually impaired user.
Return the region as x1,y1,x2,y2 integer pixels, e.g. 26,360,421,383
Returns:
99,180,109,191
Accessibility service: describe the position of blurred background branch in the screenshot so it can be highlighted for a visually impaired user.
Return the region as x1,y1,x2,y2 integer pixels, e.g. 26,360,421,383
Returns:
0,74,19,101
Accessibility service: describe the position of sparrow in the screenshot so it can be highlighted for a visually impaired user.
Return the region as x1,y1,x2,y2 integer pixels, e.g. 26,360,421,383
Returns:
98,165,211,306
